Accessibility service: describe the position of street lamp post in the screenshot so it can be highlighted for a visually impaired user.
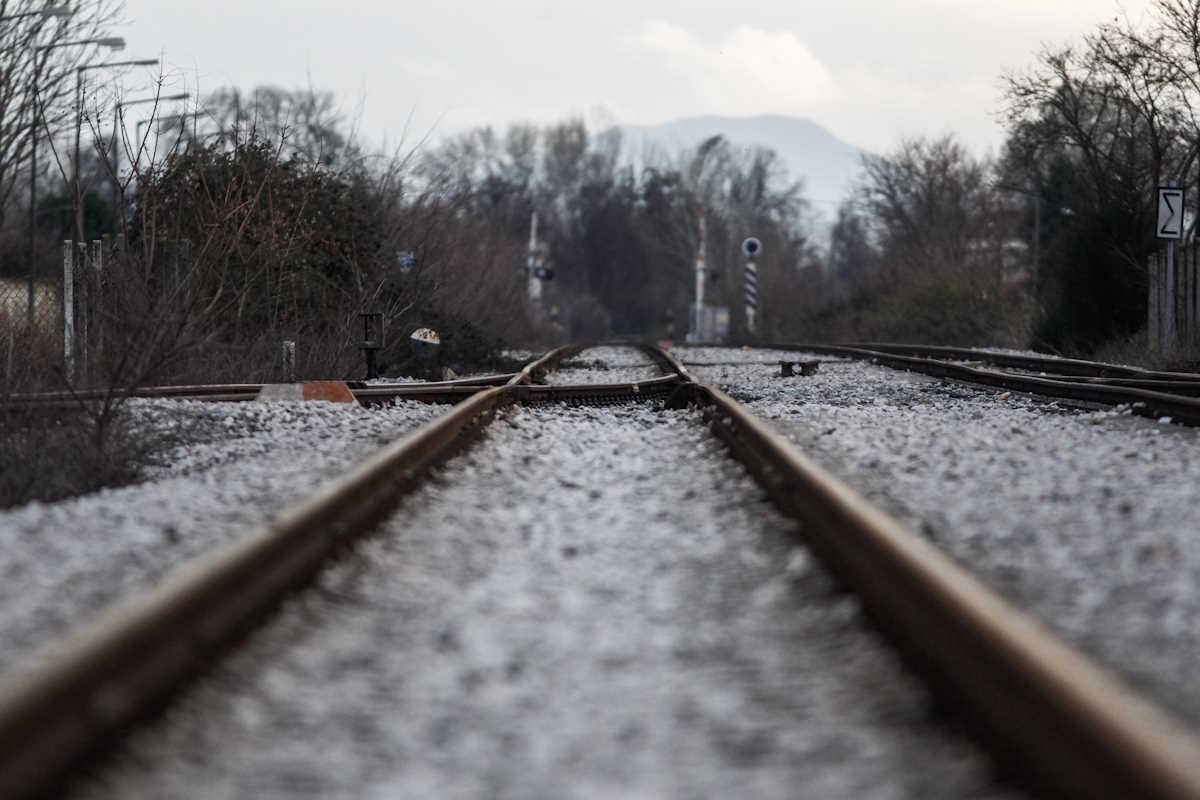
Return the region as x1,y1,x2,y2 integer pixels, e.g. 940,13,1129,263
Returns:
114,94,188,179
27,35,126,325
74,54,155,241
0,5,71,23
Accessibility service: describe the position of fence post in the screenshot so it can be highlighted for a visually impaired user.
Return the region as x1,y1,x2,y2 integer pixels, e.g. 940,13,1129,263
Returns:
62,241,74,381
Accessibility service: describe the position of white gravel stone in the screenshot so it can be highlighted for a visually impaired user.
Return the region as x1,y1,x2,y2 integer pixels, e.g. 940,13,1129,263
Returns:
679,345,1200,731
543,345,662,385
0,398,442,673
76,402,1011,799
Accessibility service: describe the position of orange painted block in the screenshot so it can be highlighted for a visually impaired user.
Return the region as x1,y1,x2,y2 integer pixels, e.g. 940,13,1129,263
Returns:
301,382,357,403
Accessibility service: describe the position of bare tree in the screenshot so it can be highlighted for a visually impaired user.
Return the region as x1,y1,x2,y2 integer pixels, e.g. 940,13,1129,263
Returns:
198,84,354,167
0,0,122,227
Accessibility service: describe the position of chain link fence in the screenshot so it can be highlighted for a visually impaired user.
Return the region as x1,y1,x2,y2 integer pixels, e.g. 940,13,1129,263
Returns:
0,274,61,337
1,240,112,389
1,256,63,390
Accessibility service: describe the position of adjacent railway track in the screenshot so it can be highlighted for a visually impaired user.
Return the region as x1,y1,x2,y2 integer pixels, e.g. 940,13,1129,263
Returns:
694,342,1200,426
0,372,523,415
2,343,1200,798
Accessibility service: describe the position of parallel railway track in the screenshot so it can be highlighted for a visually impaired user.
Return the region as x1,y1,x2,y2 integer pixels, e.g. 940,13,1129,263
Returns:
1,372,522,414
1,344,1199,797
694,342,1200,426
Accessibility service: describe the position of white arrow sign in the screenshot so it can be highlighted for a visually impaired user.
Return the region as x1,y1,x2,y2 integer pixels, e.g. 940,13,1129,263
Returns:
1158,187,1185,239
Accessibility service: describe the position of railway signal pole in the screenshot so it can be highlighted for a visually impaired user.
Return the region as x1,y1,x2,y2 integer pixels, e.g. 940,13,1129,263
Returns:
742,237,761,336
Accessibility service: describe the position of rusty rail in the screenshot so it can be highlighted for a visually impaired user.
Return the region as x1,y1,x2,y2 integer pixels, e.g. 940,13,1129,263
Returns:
7,342,1198,798
844,341,1200,381
693,342,1200,426
654,345,1200,799
1,373,524,413
0,345,678,799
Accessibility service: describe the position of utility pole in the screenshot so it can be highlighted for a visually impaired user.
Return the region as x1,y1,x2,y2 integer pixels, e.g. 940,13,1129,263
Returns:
527,211,541,305
1032,194,1040,295
689,209,706,342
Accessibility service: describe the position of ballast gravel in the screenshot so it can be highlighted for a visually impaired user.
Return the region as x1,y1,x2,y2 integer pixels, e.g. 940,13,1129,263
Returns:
543,344,662,384
0,397,442,673
77,402,1013,800
680,345,1200,732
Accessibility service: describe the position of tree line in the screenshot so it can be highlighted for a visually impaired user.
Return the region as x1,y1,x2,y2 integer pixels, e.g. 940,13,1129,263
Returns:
6,0,1200,390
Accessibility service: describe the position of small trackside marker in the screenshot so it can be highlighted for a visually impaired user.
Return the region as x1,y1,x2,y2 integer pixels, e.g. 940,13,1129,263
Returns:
256,382,357,403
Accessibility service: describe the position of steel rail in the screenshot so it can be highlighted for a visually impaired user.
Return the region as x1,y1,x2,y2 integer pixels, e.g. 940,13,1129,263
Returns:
2,373,521,406
816,341,1200,381
508,344,586,386
15,342,1198,798
685,357,1200,395
0,349,676,800
651,346,1200,799
815,345,1200,425
692,343,1200,426
2,344,653,413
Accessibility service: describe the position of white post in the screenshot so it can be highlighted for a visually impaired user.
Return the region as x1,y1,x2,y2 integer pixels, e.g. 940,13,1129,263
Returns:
1149,253,1160,350
1185,244,1195,345
1167,238,1176,347
62,240,74,381
527,211,542,304
690,211,706,341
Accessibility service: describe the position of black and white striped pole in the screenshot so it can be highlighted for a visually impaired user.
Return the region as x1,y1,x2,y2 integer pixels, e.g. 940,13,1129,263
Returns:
742,237,761,336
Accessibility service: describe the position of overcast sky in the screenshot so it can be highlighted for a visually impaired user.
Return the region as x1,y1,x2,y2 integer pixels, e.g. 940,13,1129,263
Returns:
119,0,1156,156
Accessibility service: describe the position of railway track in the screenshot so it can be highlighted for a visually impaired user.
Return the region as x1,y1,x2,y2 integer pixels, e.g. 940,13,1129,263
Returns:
690,342,1200,425
0,372,521,414
1,344,1200,797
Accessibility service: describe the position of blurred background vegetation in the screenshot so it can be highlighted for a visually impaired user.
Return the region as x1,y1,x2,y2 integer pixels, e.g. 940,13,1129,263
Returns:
4,0,1200,392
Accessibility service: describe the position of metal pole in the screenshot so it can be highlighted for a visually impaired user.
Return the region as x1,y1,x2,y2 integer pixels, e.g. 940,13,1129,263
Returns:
1185,244,1195,345
527,211,541,304
112,102,120,190
691,211,706,341
63,241,74,381
74,69,83,243
1167,238,1176,346
27,84,37,327
745,258,758,335
1149,252,1160,350
1032,195,1040,298
95,237,104,372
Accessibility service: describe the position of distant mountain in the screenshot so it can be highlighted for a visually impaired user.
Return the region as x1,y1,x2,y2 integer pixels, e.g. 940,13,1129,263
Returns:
618,115,866,224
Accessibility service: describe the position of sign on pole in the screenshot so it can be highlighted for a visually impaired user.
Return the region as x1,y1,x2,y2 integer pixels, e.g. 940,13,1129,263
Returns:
1158,187,1185,240
1156,185,1185,347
